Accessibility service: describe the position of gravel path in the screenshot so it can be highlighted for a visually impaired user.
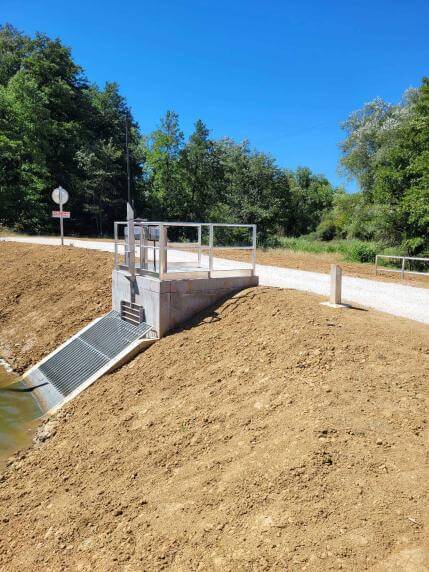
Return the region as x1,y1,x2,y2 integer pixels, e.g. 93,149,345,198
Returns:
2,235,428,325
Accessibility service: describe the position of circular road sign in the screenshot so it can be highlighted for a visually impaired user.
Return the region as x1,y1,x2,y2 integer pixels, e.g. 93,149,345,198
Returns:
52,186,69,205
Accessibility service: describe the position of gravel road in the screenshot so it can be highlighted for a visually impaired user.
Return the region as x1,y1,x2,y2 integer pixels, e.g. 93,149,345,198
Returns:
2,235,428,325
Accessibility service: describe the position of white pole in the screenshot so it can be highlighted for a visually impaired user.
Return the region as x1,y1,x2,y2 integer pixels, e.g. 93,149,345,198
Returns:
330,264,342,305
252,225,256,275
209,224,214,277
59,195,64,246
197,224,202,267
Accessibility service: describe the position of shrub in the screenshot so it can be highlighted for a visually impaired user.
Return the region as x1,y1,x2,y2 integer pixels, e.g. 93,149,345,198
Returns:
343,241,379,263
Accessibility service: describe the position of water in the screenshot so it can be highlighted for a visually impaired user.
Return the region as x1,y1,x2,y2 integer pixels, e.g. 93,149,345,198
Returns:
0,362,42,463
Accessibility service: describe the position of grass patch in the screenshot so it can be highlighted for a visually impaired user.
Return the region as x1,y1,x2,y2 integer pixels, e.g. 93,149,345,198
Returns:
268,236,384,263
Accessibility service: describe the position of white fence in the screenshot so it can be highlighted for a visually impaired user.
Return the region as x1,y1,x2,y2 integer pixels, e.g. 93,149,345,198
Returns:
375,254,429,278
114,220,257,280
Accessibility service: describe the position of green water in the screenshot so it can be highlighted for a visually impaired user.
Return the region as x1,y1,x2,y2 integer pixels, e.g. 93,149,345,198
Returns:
0,363,42,463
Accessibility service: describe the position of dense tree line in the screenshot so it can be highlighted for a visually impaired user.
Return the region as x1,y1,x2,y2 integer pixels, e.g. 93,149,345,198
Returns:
0,25,427,253
0,25,335,241
321,79,429,254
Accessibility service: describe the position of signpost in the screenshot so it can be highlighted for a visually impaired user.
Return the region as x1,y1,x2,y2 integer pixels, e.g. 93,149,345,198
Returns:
51,186,69,245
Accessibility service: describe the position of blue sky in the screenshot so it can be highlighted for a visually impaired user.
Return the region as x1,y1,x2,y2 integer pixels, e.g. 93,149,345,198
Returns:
2,0,428,191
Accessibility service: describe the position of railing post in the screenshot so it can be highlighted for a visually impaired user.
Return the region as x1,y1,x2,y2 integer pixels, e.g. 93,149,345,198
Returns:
401,256,406,279
252,225,257,275
127,219,135,277
209,224,214,277
375,255,378,276
197,224,202,267
114,222,118,270
159,223,167,279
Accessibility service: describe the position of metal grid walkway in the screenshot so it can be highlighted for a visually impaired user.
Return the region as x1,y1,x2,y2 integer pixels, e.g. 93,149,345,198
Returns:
27,311,151,405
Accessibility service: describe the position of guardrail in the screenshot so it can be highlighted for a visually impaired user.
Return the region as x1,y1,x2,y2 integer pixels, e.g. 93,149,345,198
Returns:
114,220,257,280
375,254,429,278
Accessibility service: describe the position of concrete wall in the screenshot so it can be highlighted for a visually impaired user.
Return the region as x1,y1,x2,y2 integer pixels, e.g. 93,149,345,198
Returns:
112,270,258,337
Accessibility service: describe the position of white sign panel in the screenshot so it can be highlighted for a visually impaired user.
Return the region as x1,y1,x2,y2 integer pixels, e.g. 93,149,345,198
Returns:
52,186,69,205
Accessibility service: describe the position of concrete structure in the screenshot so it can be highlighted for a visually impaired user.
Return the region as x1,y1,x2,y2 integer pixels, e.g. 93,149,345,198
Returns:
20,220,258,415
113,220,259,336
112,271,258,337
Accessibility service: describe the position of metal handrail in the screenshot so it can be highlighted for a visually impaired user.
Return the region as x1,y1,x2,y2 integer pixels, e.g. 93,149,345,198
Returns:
375,254,429,278
114,220,257,280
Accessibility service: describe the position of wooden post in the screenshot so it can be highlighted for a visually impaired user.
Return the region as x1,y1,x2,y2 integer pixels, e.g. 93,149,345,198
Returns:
330,264,342,305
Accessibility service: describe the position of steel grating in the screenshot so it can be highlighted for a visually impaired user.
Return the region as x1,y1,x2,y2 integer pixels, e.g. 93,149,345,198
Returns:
36,311,151,398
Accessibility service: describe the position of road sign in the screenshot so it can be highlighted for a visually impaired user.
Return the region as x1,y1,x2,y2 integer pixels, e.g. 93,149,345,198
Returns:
52,186,69,205
52,186,69,245
52,211,70,218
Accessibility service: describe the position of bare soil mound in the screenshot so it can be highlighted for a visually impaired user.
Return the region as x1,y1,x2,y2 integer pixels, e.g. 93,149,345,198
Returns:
0,244,428,570
0,243,112,372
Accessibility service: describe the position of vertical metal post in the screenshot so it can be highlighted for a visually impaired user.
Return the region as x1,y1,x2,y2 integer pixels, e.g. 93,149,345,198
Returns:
59,196,64,246
401,256,405,279
197,224,202,267
209,224,214,277
159,223,167,279
127,219,135,276
375,255,378,276
251,225,257,275
114,222,118,270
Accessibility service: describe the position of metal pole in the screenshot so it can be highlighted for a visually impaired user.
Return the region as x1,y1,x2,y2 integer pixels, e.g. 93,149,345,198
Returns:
375,255,378,276
125,114,132,208
59,195,64,246
159,223,167,279
197,224,202,267
114,222,118,270
209,224,214,277
252,225,256,275
401,257,405,279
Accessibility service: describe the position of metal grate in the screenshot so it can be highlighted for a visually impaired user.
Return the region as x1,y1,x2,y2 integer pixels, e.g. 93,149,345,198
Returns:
120,301,145,326
35,311,151,398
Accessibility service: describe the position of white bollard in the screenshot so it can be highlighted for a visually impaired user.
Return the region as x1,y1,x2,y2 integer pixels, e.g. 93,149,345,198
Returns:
321,264,350,309
330,264,342,305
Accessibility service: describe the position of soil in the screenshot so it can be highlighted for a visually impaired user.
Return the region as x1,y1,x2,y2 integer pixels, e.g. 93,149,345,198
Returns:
0,243,428,570
217,248,429,289
0,243,112,372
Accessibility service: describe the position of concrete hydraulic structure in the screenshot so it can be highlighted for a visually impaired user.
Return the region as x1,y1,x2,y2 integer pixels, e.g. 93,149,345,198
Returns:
23,219,258,414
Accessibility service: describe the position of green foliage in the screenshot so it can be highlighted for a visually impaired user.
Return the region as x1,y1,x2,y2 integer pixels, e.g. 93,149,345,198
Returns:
1,24,427,260
339,78,429,252
342,241,378,263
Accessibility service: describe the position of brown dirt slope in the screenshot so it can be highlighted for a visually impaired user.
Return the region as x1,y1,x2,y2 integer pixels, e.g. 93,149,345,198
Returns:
0,243,112,372
0,245,428,570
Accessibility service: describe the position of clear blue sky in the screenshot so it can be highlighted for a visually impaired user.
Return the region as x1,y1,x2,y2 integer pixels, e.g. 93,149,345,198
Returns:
2,0,428,191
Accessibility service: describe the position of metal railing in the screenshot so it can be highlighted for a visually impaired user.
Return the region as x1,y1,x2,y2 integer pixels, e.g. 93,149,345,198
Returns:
375,254,429,278
114,220,257,280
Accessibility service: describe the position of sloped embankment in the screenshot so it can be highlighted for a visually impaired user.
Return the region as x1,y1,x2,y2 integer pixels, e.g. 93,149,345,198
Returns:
0,243,428,570
0,243,112,372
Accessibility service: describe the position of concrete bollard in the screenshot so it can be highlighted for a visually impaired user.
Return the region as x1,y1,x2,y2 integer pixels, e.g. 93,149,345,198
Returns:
330,264,342,305
321,264,349,309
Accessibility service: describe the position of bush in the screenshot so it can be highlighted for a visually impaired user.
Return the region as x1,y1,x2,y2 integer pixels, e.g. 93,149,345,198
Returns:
316,216,337,241
343,241,379,263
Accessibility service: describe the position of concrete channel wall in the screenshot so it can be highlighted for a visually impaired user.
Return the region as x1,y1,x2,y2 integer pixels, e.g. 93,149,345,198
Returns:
112,271,259,337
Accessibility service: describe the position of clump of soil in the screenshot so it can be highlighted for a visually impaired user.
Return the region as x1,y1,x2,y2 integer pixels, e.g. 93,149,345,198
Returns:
0,243,112,372
0,244,428,570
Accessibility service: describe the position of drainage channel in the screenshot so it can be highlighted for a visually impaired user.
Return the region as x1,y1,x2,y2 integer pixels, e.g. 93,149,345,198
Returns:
24,310,155,414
